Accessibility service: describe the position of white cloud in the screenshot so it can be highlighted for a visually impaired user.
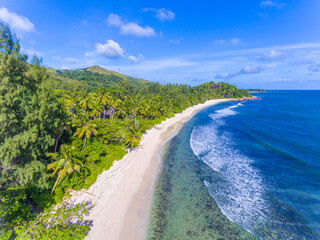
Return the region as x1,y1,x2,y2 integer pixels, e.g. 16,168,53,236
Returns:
214,38,241,45
260,49,284,60
61,66,69,70
215,66,262,80
120,22,155,37
0,7,35,33
21,47,42,56
260,1,286,9
155,9,175,21
53,56,78,64
107,14,122,27
128,54,144,63
85,40,124,59
240,66,262,74
143,8,175,22
107,14,156,37
65,57,78,64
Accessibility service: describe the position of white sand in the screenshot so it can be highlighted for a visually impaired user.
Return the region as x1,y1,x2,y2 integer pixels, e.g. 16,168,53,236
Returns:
67,99,231,240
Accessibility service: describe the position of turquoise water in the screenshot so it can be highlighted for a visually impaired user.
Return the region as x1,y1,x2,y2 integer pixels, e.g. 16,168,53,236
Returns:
149,91,320,239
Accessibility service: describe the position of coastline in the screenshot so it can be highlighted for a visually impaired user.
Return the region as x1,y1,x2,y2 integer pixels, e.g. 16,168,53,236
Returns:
67,98,235,240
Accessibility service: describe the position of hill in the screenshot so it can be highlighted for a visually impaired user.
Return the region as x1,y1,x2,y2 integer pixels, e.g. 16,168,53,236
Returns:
46,65,150,91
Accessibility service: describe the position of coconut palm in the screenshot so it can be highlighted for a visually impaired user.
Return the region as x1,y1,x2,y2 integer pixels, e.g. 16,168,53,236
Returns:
47,145,83,194
64,90,77,115
114,104,127,119
73,115,98,147
90,102,103,119
110,97,121,109
53,119,72,153
125,124,141,148
96,87,110,119
78,91,90,115
53,102,72,153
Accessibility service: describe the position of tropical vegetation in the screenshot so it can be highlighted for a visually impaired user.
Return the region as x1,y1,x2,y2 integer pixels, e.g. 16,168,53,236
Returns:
0,22,251,239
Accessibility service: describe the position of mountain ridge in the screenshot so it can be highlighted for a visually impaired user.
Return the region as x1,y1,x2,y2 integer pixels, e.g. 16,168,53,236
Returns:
46,65,150,91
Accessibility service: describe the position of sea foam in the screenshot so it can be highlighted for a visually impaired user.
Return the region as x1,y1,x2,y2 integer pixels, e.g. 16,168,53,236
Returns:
190,104,269,233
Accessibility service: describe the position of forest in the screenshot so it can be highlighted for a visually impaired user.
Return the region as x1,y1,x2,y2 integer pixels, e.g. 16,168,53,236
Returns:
0,23,251,239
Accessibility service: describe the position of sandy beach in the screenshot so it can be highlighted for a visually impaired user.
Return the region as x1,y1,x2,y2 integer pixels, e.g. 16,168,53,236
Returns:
67,99,231,240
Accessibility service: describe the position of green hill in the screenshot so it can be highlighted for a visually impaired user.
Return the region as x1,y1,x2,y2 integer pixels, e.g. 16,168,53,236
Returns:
46,65,150,91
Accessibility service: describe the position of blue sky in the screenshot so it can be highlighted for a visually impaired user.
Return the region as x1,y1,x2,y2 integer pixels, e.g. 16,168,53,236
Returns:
1,0,320,89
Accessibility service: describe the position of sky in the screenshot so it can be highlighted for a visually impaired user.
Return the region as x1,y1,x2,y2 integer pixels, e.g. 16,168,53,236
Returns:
1,0,320,89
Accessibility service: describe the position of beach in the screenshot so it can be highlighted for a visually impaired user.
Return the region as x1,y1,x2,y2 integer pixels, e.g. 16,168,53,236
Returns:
67,99,231,240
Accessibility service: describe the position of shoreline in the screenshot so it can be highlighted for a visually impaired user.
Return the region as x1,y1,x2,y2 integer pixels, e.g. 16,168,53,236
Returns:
67,98,236,240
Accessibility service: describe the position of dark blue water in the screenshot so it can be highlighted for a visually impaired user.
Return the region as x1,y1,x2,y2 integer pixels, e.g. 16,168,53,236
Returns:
190,91,320,239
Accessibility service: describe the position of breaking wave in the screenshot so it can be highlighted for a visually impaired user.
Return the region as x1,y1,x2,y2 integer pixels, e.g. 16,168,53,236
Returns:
190,103,269,234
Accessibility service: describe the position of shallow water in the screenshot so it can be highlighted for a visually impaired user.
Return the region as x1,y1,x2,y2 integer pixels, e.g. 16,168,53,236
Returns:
148,91,320,239
148,106,256,240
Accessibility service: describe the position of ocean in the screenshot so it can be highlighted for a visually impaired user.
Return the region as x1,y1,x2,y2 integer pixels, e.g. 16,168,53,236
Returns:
148,91,320,240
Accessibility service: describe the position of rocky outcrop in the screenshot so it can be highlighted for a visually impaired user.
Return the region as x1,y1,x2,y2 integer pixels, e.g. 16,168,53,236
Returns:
237,96,259,101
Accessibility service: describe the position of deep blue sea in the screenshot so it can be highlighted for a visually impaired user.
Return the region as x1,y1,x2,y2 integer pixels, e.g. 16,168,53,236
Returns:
149,91,320,240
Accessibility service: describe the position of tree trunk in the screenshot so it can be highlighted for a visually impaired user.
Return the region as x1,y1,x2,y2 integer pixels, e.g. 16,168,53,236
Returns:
134,109,137,128
83,136,87,147
51,175,60,195
54,136,59,153
103,105,105,120
71,105,74,120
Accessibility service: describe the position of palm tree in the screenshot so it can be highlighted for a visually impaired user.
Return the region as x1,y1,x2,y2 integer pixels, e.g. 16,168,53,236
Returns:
73,115,98,147
90,102,103,119
125,124,141,148
114,104,127,119
110,97,121,109
47,145,83,194
54,120,72,153
78,91,90,115
127,96,142,128
54,102,72,153
64,90,77,115
138,100,149,119
96,87,110,119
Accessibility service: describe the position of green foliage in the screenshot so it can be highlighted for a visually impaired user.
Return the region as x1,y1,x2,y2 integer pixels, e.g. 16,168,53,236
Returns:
47,145,84,194
0,39,60,188
0,23,22,56
13,203,90,240
0,185,35,228
73,115,98,146
125,124,142,148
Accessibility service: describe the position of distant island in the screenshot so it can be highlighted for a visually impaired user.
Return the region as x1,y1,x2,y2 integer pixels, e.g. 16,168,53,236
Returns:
247,89,266,93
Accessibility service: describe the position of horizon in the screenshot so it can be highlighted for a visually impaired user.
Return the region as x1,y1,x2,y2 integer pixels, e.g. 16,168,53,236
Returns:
1,0,320,90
